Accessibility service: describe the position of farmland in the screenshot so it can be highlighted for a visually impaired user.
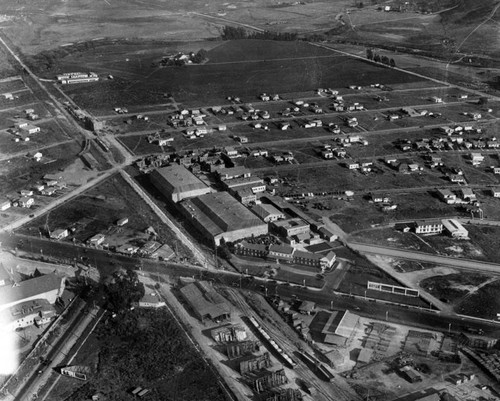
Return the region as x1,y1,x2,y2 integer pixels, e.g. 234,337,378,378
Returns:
61,39,426,111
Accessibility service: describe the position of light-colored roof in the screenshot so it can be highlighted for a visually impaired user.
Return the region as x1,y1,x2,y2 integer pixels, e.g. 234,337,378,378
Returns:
184,192,266,235
152,164,209,194
252,203,284,220
0,273,63,308
268,244,294,256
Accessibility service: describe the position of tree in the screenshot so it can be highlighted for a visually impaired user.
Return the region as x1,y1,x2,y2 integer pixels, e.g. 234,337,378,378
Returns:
478,97,489,105
366,48,374,60
373,54,381,63
104,269,145,312
192,49,208,64
389,58,396,68
381,55,390,65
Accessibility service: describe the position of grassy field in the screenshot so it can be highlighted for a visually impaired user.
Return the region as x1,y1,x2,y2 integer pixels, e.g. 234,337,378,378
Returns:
47,307,227,401
60,39,425,110
419,272,490,304
455,279,500,319
0,141,81,197
18,173,193,259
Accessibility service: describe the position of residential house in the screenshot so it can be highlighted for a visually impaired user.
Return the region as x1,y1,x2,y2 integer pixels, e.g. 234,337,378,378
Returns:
116,217,129,226
490,188,500,197
469,153,484,164
18,197,34,208
415,220,443,234
448,174,466,184
41,188,56,196
459,187,476,202
345,161,359,170
50,229,69,240
20,190,33,197
88,233,105,246
0,200,11,211
334,148,346,158
490,167,500,175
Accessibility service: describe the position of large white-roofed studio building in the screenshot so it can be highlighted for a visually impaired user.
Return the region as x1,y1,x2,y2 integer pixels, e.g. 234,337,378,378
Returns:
179,192,268,246
150,164,213,203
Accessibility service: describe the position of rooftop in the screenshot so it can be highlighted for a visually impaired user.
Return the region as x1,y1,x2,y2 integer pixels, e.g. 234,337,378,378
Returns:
184,192,266,236
0,273,64,309
152,164,209,194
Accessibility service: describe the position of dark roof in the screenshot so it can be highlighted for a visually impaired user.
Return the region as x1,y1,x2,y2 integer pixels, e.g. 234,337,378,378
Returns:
179,282,230,320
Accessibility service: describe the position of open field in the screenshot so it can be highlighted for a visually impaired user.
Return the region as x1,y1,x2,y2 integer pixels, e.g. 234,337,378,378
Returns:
0,141,81,197
455,279,500,319
60,40,426,110
419,272,491,304
17,173,193,259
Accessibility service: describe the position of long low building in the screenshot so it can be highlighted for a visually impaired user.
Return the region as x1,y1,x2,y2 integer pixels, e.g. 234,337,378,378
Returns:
179,192,268,245
150,164,213,203
441,219,468,239
179,281,230,322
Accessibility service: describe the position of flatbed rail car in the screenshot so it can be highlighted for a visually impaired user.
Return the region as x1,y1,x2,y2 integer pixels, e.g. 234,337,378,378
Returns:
245,315,297,369
297,351,334,382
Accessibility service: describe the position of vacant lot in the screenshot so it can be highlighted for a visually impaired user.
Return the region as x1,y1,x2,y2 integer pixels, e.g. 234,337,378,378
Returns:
455,279,500,319
419,272,490,304
18,173,193,259
0,141,80,197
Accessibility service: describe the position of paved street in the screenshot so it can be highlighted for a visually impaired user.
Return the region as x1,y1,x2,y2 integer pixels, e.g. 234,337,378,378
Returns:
348,241,500,273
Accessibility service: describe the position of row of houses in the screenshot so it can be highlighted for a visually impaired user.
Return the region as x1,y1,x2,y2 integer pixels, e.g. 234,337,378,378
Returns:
235,241,336,271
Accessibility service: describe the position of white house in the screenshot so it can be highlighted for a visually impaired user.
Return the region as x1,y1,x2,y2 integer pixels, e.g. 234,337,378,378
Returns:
50,228,69,240
0,200,11,211
19,197,34,208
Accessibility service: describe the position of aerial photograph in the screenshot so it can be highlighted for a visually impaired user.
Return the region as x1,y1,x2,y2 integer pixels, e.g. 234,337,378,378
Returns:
0,0,500,400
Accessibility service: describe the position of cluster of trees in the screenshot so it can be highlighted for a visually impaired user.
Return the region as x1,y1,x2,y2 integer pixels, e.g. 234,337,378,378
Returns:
73,309,227,401
191,49,208,64
366,48,396,67
103,269,145,312
221,25,298,41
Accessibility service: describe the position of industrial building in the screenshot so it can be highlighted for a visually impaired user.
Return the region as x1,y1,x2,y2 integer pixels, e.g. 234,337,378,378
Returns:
252,203,285,222
272,218,310,238
179,281,231,322
441,219,469,239
309,310,360,346
150,164,212,203
1,299,57,330
179,192,268,245
0,273,66,311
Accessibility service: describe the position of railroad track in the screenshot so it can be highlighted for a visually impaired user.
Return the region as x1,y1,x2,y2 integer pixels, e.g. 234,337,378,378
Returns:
224,288,360,401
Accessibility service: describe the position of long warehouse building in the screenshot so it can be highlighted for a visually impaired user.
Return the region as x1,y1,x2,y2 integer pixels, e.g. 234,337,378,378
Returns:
180,191,268,245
